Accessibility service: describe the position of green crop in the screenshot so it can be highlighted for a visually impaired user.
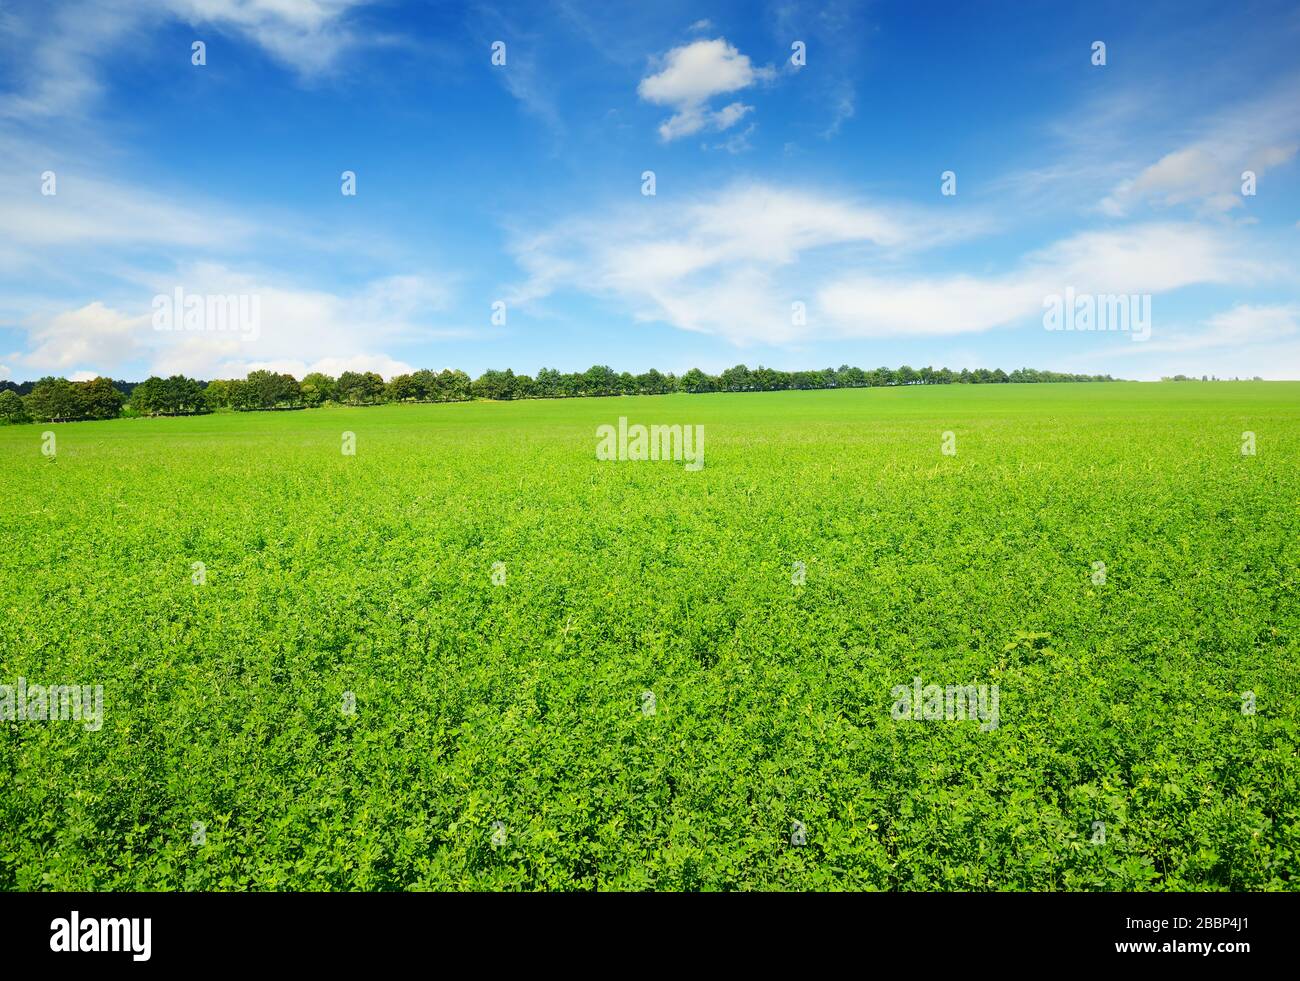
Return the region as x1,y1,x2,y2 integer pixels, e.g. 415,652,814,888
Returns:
1,382,1297,890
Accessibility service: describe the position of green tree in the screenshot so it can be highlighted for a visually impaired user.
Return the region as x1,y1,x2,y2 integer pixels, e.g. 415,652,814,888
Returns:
409,370,438,401
719,364,753,392
580,365,618,397
437,369,472,401
0,389,29,423
471,368,517,400
23,377,84,422
77,377,126,419
635,368,671,395
680,368,717,393
336,371,385,405
130,376,170,415
203,379,238,409
300,372,336,405
386,374,421,402
534,367,563,398
243,370,301,408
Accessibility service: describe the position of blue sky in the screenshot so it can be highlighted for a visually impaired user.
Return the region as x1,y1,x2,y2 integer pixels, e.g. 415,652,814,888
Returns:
1,0,1297,382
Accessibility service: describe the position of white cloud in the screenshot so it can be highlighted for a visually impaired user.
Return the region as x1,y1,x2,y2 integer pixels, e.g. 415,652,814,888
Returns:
146,266,450,378
710,122,756,154
1101,144,1297,217
0,168,255,256
12,268,454,380
1099,83,1300,217
817,277,1041,338
768,0,864,140
1070,304,1300,379
511,182,1272,346
1111,304,1299,356
710,101,752,130
818,224,1260,338
210,353,415,380
0,0,374,120
822,82,855,139
298,354,415,378
19,302,149,372
163,0,375,75
510,181,972,344
637,38,774,141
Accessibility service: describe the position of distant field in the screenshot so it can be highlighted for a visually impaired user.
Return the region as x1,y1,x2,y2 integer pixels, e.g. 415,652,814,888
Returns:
1,382,1297,890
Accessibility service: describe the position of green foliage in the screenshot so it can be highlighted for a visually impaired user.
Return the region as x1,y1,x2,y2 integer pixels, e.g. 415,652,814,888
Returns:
0,383,1295,891
335,371,385,405
300,372,336,406
75,377,126,420
10,364,1119,426
131,376,207,416
21,376,126,422
0,390,28,424
23,377,84,422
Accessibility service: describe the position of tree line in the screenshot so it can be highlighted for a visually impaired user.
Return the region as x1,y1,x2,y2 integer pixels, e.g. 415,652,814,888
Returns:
0,363,1119,424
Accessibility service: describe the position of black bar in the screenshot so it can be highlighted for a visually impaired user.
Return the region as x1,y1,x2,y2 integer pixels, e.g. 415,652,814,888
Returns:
0,891,1286,968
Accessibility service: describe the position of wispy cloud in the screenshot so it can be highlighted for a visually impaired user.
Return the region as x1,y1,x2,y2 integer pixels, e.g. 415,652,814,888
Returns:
510,177,1278,347
1100,82,1300,217
1108,303,1299,356
0,0,377,120
768,0,865,141
509,181,994,344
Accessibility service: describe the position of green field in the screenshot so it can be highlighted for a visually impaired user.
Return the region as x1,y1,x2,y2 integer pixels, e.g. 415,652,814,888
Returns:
2,382,1297,890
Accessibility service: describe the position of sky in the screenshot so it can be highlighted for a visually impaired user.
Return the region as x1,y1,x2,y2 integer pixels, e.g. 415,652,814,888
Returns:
0,0,1297,383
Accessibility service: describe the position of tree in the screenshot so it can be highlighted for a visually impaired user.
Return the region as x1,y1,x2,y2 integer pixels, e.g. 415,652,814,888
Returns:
635,368,671,395
300,372,336,405
133,375,204,415
23,377,84,422
70,377,125,419
471,368,517,400
243,370,301,408
838,365,866,388
438,369,472,402
719,364,753,392
336,371,385,405
131,376,169,415
169,375,206,413
409,370,438,402
204,379,237,409
680,368,717,393
535,367,563,398
386,374,421,402
581,365,618,397
0,389,29,423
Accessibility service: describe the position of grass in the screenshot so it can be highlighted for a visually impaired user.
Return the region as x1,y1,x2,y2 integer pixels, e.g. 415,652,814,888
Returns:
1,381,1297,890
